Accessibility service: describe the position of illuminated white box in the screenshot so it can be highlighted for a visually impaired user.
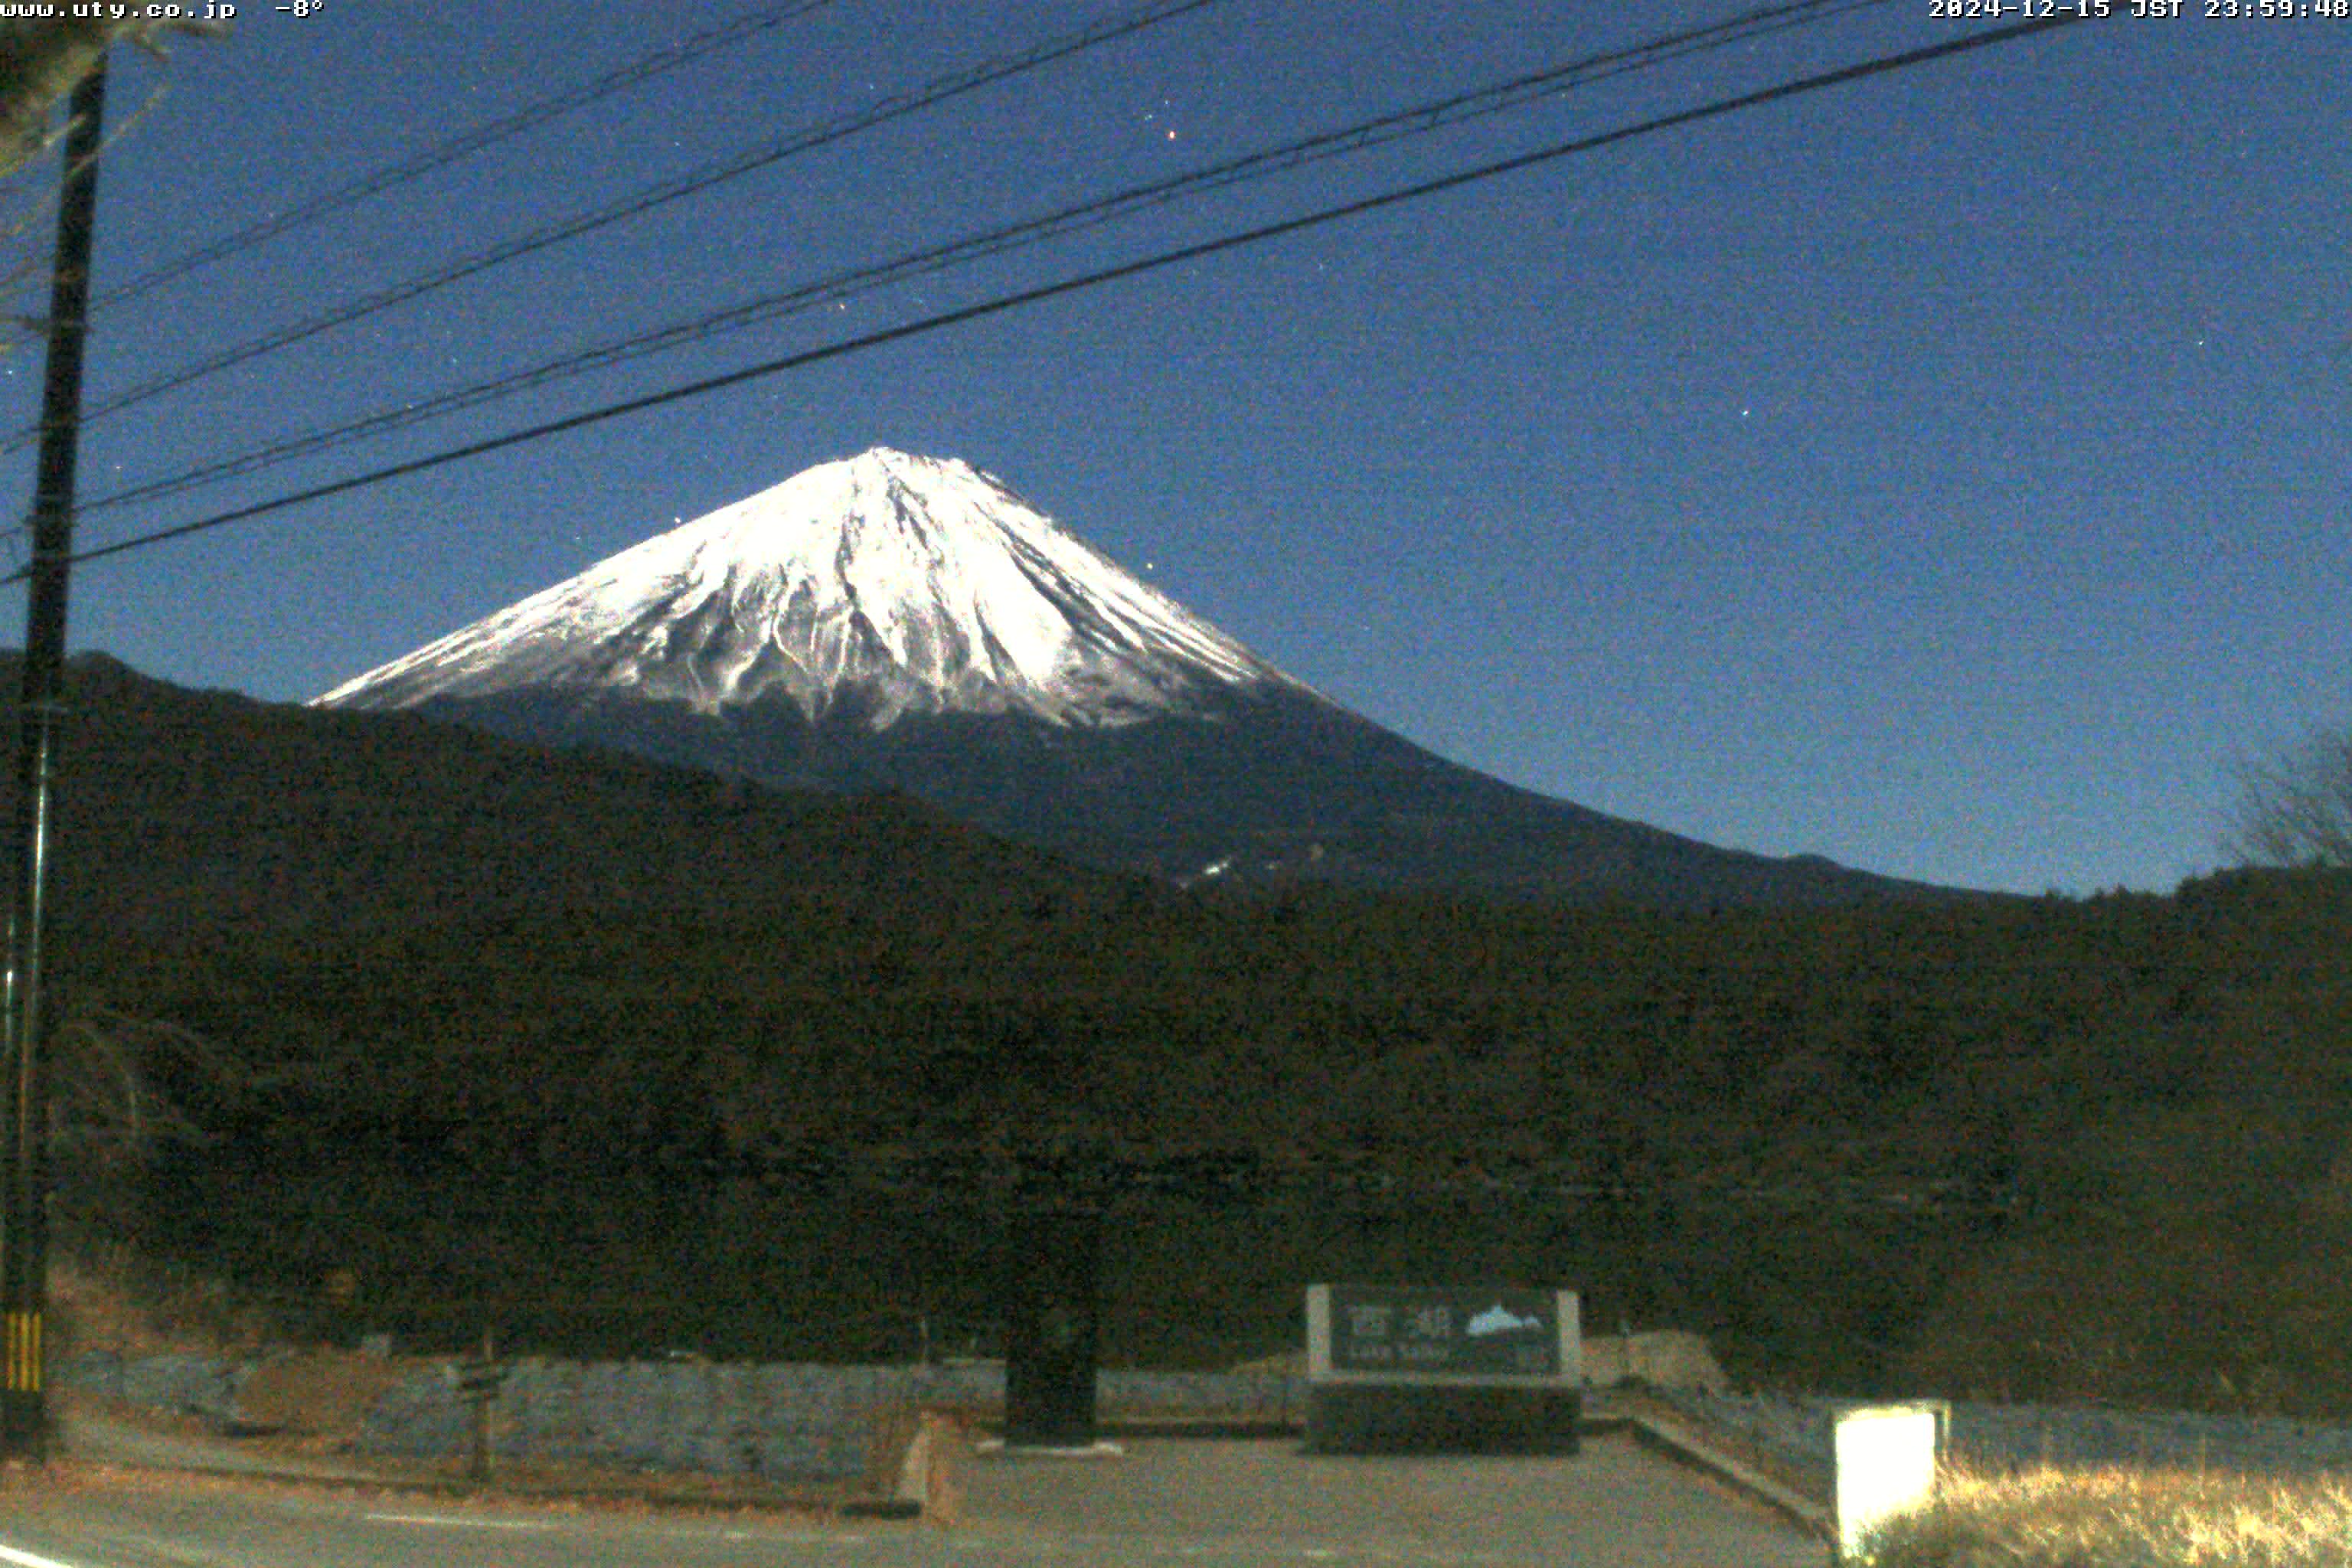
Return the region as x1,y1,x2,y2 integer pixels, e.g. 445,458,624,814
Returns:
1834,1402,1945,1563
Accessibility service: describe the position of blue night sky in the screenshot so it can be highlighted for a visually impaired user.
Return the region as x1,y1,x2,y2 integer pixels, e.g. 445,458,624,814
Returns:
2,1,2344,897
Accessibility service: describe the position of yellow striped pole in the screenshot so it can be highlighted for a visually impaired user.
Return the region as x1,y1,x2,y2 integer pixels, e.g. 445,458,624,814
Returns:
0,54,104,1464
2,1312,38,1394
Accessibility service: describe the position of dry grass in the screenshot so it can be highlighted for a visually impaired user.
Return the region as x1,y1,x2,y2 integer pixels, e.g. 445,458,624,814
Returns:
1861,1461,2352,1566
50,1247,283,1361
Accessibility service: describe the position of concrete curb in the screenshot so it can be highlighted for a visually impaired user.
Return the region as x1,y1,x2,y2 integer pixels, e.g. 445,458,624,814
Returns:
893,1413,934,1506
1102,1416,1298,1440
57,1412,888,1519
64,1392,939,1521
1592,1397,1834,1540
948,1396,1829,1540
67,1389,1834,1535
854,1410,942,1520
64,1450,880,1514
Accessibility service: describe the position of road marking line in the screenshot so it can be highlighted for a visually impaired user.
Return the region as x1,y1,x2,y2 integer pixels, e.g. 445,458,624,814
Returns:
362,1513,556,1531
0,1540,89,1568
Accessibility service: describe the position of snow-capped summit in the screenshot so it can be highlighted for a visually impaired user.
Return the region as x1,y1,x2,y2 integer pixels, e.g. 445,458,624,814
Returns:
317,447,1310,728
315,448,1962,907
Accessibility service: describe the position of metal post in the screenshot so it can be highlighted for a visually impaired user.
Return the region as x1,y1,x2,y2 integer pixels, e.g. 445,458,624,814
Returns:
466,1326,495,1482
0,57,106,1463
1001,1201,1102,1449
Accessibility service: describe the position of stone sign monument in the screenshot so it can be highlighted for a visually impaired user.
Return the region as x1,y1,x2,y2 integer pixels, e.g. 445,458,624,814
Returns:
1002,1207,1103,1450
1305,1283,1581,1454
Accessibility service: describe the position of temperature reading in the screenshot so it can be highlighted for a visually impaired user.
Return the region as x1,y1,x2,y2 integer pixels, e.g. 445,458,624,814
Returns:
276,1,323,15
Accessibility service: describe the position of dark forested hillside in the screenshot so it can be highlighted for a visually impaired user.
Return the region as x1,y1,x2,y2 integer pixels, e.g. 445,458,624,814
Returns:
16,652,1143,940
15,655,2352,1414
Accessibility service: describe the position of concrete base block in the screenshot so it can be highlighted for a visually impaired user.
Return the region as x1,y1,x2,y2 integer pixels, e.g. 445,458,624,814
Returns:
1306,1384,1582,1456
975,1437,1127,1459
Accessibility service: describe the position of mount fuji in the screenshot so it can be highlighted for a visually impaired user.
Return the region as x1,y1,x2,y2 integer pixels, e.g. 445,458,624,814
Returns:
318,447,1953,906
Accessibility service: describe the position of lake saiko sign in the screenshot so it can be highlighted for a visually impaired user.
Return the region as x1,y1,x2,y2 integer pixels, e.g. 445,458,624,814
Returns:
1307,1284,1582,1385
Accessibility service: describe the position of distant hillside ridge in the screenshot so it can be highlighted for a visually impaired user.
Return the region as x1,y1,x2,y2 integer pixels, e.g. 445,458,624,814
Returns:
2,650,1141,942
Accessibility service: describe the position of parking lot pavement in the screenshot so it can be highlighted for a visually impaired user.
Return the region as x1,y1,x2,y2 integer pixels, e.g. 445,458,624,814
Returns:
0,1429,1824,1568
947,1432,1829,1567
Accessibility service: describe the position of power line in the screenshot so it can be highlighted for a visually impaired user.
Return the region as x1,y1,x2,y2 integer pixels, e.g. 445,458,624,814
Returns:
83,0,1892,518
10,0,1230,452
14,12,2102,586
93,0,846,310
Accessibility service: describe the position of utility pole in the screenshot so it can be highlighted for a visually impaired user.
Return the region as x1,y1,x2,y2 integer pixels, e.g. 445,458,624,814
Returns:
0,57,106,1463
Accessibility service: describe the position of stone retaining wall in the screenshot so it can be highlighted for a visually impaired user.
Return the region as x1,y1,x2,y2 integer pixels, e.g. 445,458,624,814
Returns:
59,1351,1310,1481
362,1361,887,1479
56,1351,248,1423
360,1360,1308,1479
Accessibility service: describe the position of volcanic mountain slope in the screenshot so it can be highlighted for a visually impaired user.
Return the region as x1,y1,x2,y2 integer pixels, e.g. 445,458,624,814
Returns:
320,447,1961,906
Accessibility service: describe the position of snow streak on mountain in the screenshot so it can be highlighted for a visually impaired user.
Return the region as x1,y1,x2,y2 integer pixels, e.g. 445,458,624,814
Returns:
318,447,1311,728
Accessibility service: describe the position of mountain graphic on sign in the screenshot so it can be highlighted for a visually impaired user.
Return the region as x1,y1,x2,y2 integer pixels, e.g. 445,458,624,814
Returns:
1466,1304,1544,1337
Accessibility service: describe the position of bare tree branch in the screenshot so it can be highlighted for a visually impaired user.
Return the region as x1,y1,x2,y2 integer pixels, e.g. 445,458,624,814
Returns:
51,995,246,1174
2223,727,2352,870
0,18,227,178
0,20,112,178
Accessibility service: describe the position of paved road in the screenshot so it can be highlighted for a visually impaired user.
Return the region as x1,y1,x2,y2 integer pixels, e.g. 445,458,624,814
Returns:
0,1433,1824,1568
0,1480,890,1568
950,1433,1825,1567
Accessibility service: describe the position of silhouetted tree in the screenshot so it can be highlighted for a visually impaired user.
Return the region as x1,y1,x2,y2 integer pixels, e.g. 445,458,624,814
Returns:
2225,724,2352,868
0,18,225,176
